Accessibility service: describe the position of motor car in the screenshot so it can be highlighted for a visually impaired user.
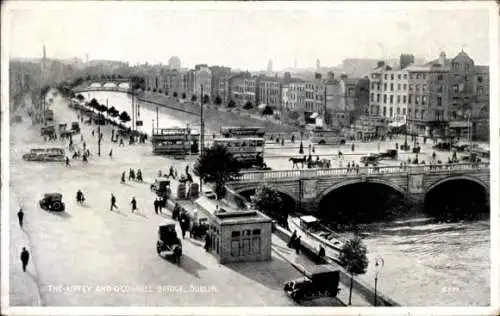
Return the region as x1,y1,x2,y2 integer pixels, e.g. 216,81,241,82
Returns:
284,265,340,303
150,177,171,197
432,142,452,151
451,142,469,152
360,154,380,166
156,219,182,263
377,149,398,160
39,193,65,212
461,153,481,163
40,125,56,136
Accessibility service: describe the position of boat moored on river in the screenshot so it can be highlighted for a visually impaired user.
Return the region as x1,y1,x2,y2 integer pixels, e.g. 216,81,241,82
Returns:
287,215,345,261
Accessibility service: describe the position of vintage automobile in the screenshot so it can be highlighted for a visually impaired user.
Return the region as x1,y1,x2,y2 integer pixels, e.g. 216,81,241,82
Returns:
360,154,380,166
377,149,398,160
461,152,481,163
284,264,341,303
433,141,452,151
451,141,470,152
39,193,66,212
150,177,171,197
71,122,81,133
156,219,182,263
40,125,56,136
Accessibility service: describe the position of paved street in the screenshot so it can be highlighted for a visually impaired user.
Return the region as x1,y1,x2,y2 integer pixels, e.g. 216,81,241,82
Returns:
9,94,344,306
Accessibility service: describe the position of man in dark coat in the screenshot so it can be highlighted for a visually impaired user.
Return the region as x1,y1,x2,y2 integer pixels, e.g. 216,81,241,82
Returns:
130,197,137,213
294,236,301,254
110,194,118,211
17,208,24,228
288,230,297,248
318,245,326,258
154,199,159,215
204,234,211,252
20,247,30,272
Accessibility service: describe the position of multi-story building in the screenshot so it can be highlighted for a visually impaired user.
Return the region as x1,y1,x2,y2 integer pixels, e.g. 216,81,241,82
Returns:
304,73,325,124
325,72,370,129
243,77,257,105
210,66,231,100
228,73,250,106
281,78,306,123
257,76,282,108
368,50,489,140
194,64,211,100
218,74,232,105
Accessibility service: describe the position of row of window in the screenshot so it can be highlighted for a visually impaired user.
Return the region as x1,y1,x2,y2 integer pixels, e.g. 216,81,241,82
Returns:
370,94,442,106
231,237,261,257
371,82,447,93
371,107,447,121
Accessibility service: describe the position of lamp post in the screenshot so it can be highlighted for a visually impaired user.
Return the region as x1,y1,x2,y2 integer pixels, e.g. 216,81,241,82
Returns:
374,256,384,306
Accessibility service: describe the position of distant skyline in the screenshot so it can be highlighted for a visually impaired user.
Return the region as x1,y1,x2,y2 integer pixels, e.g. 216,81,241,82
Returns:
4,2,494,71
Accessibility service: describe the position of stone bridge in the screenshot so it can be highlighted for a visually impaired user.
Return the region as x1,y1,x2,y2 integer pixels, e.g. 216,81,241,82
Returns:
74,86,130,94
227,162,490,212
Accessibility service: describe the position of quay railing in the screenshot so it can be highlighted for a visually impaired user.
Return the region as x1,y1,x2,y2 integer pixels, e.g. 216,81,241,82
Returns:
232,162,489,182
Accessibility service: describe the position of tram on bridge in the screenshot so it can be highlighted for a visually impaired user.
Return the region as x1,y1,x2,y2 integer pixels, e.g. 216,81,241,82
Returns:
213,137,266,169
151,127,198,156
220,126,266,138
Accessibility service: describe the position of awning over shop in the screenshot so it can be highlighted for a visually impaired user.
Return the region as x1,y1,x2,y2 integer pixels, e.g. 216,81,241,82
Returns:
310,112,319,119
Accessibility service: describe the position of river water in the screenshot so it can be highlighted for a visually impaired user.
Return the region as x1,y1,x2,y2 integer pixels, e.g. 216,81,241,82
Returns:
80,90,490,306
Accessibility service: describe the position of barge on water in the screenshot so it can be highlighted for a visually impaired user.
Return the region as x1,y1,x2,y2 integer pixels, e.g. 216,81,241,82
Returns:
287,215,345,261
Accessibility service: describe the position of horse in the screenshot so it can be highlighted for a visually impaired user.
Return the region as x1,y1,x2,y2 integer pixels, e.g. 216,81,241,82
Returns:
289,157,306,169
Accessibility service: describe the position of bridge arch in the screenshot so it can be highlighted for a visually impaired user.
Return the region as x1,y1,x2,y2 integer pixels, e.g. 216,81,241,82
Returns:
316,178,406,203
424,175,489,220
425,175,489,195
235,185,298,205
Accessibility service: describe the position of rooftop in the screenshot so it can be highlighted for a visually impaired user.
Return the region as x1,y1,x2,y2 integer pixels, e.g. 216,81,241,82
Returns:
194,196,271,225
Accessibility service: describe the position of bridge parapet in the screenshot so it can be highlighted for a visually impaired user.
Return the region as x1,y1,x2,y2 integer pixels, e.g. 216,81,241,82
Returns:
232,162,489,182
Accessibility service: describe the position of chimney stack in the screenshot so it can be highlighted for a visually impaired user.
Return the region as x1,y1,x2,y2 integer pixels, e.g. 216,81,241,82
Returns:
399,54,415,70
377,61,385,68
439,52,446,66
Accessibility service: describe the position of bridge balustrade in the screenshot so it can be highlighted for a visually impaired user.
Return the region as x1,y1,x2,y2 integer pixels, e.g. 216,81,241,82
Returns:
232,162,489,182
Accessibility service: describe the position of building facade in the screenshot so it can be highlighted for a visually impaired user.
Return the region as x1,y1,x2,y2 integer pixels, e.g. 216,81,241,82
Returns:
325,73,370,129
243,77,257,105
257,76,282,108
210,66,231,100
194,64,212,100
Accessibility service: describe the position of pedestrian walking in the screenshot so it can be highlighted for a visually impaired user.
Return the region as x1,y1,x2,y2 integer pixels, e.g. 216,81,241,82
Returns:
130,197,137,213
17,208,24,228
109,149,113,158
154,199,159,215
129,168,135,181
92,130,95,136
288,230,297,248
110,194,118,211
121,172,126,184
65,157,70,167
20,247,30,272
432,151,437,161
294,236,301,254
352,143,355,152
168,166,175,179
120,138,124,146
204,234,211,252
318,245,326,258
185,164,189,175
82,153,88,163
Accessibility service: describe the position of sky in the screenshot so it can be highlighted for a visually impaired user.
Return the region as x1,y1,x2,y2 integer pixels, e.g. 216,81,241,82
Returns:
4,1,494,70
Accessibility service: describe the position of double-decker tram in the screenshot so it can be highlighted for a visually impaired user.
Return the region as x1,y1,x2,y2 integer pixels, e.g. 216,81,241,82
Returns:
308,127,346,145
220,126,266,138
213,137,267,169
151,128,197,156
